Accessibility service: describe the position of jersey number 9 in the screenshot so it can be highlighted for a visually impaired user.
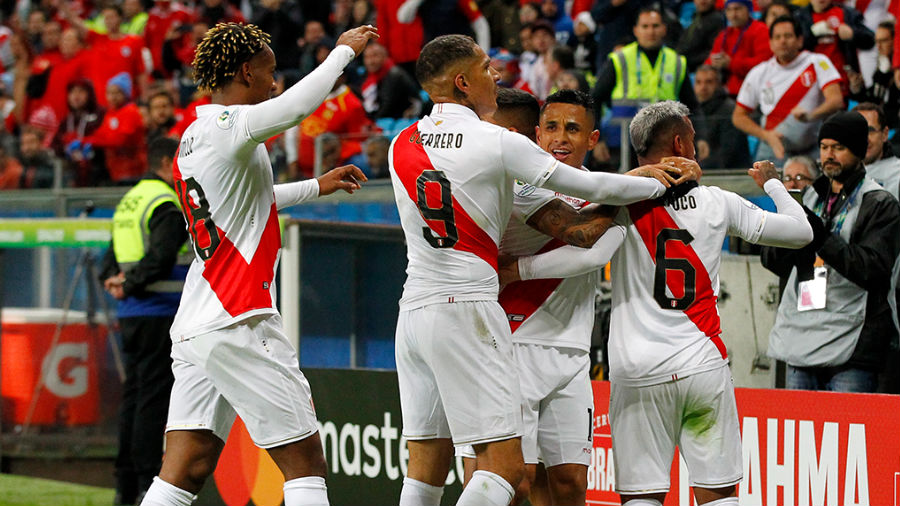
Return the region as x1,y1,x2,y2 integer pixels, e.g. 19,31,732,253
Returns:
416,170,458,249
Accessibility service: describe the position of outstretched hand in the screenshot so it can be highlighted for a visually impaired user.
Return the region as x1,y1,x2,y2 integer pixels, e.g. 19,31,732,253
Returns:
317,165,368,195
747,160,779,189
336,25,379,57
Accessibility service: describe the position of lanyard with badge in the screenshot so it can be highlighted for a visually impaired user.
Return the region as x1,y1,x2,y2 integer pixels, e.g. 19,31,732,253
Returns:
796,182,863,311
636,49,667,102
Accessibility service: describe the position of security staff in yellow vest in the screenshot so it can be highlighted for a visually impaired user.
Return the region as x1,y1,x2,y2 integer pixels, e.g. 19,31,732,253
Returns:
99,136,189,506
593,7,696,110
591,7,699,167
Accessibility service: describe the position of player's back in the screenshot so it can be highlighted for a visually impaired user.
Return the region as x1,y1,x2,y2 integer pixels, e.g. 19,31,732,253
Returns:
389,103,528,310
170,104,281,340
609,184,740,385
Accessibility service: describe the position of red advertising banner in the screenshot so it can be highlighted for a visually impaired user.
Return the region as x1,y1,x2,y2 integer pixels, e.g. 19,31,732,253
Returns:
587,382,900,506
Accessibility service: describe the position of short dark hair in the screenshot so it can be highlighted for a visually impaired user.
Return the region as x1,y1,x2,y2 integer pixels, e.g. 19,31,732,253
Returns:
878,20,895,38
853,102,887,129
635,6,664,25
542,89,596,128
550,45,574,70
148,90,175,106
148,137,179,171
695,64,721,83
495,87,540,134
769,15,801,38
415,34,479,87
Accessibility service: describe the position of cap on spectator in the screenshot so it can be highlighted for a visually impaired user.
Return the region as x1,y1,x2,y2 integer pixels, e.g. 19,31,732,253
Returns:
725,0,754,12
818,111,869,159
27,105,59,147
107,72,133,98
574,11,596,33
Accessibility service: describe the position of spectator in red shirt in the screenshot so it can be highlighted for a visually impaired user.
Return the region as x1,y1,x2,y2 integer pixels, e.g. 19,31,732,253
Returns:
706,0,772,96
84,72,147,184
67,3,149,107
38,20,63,61
143,0,195,78
375,0,425,77
30,28,87,126
796,0,873,92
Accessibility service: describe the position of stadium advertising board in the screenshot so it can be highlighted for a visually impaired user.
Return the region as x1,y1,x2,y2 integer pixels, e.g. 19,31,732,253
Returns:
587,382,900,506
199,370,900,506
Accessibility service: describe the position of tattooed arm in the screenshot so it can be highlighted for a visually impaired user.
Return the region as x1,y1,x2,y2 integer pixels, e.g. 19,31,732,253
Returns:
525,200,619,248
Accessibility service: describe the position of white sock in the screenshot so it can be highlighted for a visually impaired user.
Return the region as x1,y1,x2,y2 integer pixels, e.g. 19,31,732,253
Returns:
456,470,514,506
139,477,196,506
399,477,444,506
702,498,739,506
283,476,329,506
622,499,663,506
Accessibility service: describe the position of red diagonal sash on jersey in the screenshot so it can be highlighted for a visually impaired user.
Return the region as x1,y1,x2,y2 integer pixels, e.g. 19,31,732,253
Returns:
174,156,280,316
201,204,281,316
499,238,567,333
392,122,499,271
628,201,727,358
764,63,816,130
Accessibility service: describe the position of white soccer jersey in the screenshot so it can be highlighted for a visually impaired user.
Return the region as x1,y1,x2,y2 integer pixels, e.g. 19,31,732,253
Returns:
167,45,355,341
389,103,559,310
736,51,841,132
169,104,282,340
498,180,596,352
608,185,776,386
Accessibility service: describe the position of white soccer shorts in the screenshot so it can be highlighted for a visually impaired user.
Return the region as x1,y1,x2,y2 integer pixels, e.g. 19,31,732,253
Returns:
517,343,593,467
396,300,524,446
609,364,743,494
166,314,319,448
458,344,593,465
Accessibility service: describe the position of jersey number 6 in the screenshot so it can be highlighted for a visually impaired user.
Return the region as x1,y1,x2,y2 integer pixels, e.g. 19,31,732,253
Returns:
416,170,458,249
653,228,697,310
177,177,221,261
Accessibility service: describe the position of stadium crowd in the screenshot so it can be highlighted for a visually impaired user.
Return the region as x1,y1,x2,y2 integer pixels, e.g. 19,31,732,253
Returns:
0,0,898,188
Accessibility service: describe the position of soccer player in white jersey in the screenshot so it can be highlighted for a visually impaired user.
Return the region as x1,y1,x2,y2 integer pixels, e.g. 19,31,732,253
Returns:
460,89,700,506
389,34,695,506
510,101,813,506
138,23,377,506
732,15,843,162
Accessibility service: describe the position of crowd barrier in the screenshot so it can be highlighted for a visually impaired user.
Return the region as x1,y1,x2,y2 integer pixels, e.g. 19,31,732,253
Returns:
198,369,900,506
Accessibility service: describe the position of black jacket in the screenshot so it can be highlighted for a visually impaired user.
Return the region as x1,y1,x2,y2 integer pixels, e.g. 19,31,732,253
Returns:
676,8,725,72
761,168,900,371
695,88,751,169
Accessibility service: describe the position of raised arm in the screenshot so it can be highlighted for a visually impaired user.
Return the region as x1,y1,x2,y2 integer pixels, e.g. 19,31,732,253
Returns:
734,160,813,247
245,26,378,141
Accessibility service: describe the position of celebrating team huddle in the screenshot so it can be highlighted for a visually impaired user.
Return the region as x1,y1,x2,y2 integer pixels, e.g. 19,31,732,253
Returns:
141,20,814,506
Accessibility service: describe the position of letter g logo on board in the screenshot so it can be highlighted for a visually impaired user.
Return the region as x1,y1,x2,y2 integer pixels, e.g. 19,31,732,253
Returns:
42,343,88,398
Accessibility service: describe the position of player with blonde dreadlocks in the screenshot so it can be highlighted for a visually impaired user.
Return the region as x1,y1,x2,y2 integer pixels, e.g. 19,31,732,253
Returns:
138,22,378,506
